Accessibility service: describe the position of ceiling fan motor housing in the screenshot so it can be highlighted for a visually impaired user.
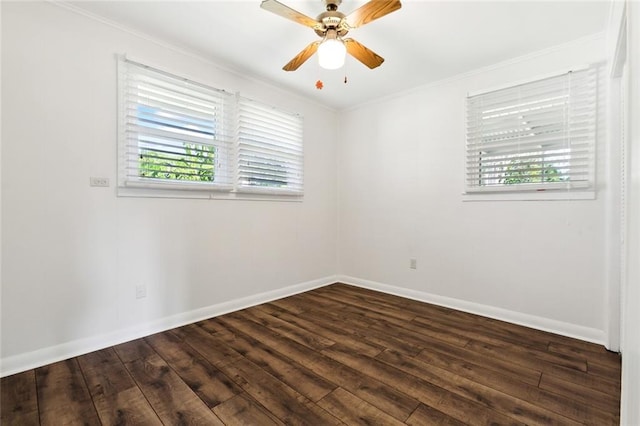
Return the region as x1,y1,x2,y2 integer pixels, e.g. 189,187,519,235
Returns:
315,10,348,37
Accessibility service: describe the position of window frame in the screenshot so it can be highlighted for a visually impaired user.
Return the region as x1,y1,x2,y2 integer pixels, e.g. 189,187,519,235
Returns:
117,56,304,201
463,66,597,201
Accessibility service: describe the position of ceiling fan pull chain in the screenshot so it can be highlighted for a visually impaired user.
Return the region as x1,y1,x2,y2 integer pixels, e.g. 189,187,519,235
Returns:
343,55,348,84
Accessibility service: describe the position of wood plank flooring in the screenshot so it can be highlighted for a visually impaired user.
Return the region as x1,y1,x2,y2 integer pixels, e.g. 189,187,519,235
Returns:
1,283,621,425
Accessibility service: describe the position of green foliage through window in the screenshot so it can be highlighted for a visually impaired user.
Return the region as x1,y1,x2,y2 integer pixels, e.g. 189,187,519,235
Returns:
501,160,567,185
139,143,215,182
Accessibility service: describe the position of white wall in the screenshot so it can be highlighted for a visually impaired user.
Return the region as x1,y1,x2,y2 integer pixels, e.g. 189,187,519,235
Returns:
1,2,338,374
337,35,611,342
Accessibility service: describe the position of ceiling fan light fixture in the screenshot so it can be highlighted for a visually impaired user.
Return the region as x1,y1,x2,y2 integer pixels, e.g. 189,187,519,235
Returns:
317,32,346,70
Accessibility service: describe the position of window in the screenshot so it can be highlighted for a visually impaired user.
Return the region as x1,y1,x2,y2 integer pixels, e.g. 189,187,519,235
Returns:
465,67,596,196
118,58,235,191
238,96,303,195
117,57,303,198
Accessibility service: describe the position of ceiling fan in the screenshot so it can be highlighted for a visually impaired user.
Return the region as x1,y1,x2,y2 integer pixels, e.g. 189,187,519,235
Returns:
260,0,402,71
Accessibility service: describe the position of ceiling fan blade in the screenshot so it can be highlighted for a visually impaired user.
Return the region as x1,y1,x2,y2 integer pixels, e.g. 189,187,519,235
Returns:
260,0,319,29
283,41,320,71
344,38,384,69
344,0,402,29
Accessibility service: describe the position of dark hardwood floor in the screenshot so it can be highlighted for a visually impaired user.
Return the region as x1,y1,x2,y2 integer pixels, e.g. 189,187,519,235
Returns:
1,283,621,425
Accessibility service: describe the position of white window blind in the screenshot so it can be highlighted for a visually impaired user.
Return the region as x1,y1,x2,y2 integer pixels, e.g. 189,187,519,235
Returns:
118,57,235,191
237,96,304,195
465,67,597,194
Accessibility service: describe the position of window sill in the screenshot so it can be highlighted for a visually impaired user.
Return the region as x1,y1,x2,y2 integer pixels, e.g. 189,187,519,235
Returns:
117,186,303,202
462,190,596,202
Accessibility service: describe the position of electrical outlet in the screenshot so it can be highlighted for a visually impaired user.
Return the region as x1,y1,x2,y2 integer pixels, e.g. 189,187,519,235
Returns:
90,177,110,187
410,258,417,269
135,284,147,299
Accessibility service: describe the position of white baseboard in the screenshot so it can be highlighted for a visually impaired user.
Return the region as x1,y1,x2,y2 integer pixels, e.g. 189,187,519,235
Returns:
2,273,607,377
336,275,606,346
0,275,338,378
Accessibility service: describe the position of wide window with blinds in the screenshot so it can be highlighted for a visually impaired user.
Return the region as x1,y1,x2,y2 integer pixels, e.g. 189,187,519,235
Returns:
117,57,304,198
465,67,597,196
237,96,303,195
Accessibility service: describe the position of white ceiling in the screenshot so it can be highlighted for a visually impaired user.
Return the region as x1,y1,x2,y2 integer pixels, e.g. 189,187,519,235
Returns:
66,0,610,110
